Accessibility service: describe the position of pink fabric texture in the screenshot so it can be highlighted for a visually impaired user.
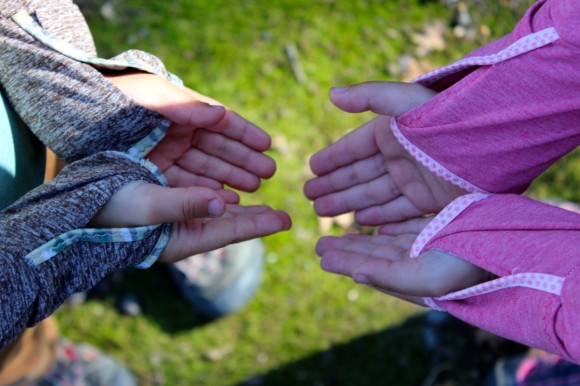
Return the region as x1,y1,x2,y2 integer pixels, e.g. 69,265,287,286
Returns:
391,118,488,193
410,193,490,256
391,2,580,360
422,195,580,363
391,0,580,363
394,0,580,193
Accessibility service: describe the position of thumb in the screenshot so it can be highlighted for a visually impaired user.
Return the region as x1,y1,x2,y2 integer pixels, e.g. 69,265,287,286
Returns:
91,182,226,228
153,86,227,127
106,72,227,127
329,81,437,117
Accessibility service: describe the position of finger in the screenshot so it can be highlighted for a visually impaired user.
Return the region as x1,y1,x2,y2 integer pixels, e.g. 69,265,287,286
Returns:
355,196,425,225
378,217,432,235
353,250,486,298
304,152,386,200
192,129,276,179
351,256,424,295
155,96,227,128
343,233,417,252
163,165,225,190
105,73,228,129
162,208,292,261
329,81,437,116
182,87,224,106
318,246,373,278
316,236,411,280
215,189,241,204
221,204,278,216
220,209,292,243
312,174,401,217
309,118,383,176
141,185,227,223
133,78,227,128
176,148,262,192
91,182,226,228
316,235,355,257
181,88,271,152
316,235,409,261
205,109,272,152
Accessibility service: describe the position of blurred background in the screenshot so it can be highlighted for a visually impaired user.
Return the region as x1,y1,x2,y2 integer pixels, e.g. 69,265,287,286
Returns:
54,0,580,385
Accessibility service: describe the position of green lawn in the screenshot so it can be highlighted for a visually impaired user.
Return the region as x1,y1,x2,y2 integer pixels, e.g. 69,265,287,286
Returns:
54,1,578,385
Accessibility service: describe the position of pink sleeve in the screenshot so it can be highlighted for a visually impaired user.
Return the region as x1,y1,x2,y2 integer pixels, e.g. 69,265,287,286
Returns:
393,0,580,194
414,194,580,363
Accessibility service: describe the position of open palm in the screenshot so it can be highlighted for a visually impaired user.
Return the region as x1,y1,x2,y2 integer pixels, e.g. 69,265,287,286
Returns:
91,181,291,263
316,217,488,305
98,73,291,262
304,81,466,224
107,72,275,193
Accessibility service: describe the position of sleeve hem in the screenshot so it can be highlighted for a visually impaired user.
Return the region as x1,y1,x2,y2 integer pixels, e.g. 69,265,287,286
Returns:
391,117,487,194
410,193,491,257
412,27,560,87
22,150,172,269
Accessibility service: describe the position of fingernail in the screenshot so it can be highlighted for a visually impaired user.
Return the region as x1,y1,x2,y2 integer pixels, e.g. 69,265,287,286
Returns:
331,86,349,94
353,274,371,285
210,104,225,111
208,199,224,217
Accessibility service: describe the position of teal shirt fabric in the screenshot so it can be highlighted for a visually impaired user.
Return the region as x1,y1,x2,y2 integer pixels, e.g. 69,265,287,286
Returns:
0,88,45,210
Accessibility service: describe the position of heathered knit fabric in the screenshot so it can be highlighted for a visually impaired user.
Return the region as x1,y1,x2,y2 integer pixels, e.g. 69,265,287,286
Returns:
0,0,168,163
0,0,174,348
0,152,163,347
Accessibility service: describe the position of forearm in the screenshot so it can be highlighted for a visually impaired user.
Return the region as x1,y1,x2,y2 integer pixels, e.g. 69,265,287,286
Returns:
393,0,580,193
0,0,168,162
417,194,580,363
0,151,169,348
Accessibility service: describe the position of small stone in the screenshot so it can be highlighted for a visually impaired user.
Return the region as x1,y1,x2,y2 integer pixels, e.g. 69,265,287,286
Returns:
203,345,234,361
117,294,141,317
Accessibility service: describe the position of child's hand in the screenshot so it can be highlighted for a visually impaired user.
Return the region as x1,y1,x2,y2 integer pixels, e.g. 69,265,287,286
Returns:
106,72,275,192
315,216,489,304
304,81,466,224
101,73,290,262
90,181,291,263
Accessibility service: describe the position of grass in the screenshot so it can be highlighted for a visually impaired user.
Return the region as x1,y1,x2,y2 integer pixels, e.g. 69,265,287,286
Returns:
53,0,579,385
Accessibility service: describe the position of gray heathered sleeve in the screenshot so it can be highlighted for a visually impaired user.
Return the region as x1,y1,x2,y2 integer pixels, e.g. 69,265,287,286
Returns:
0,152,163,348
0,0,167,163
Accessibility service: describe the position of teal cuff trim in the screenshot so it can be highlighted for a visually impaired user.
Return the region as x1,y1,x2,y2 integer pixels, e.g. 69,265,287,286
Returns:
167,72,184,88
23,151,172,269
110,150,168,187
127,119,170,159
135,222,171,268
25,224,161,267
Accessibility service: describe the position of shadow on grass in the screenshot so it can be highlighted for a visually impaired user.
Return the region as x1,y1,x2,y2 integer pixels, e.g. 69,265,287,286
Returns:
237,312,527,386
88,264,215,332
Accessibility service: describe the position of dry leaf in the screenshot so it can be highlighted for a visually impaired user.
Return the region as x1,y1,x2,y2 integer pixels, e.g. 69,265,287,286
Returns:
411,21,446,57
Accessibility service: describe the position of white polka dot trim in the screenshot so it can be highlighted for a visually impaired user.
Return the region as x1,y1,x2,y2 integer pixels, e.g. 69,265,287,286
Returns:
391,29,559,195
437,273,565,302
413,27,559,87
391,118,487,194
423,297,446,312
410,193,490,258
423,273,564,311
